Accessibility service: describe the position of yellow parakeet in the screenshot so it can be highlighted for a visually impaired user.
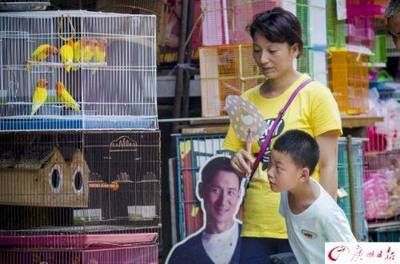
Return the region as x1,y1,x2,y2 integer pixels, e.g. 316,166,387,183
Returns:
72,39,83,71
82,39,96,63
93,39,107,63
27,44,58,70
92,39,107,74
31,79,48,116
56,81,80,112
59,39,74,73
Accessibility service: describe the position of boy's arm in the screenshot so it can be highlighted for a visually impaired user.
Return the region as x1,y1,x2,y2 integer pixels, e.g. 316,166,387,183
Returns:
322,210,357,242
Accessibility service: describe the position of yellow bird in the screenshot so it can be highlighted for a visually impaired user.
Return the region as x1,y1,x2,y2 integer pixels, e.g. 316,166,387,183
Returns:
93,39,107,63
82,39,96,63
92,39,107,74
31,79,48,116
27,44,58,70
56,81,80,112
59,39,74,73
72,39,83,71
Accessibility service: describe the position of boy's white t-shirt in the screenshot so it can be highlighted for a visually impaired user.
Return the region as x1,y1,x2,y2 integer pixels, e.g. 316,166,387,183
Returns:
279,181,356,264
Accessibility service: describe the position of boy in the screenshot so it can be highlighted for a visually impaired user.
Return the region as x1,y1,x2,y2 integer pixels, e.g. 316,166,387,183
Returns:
268,130,356,264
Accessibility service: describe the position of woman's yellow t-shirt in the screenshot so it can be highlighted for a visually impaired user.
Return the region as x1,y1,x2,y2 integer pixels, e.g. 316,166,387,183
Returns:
223,74,342,238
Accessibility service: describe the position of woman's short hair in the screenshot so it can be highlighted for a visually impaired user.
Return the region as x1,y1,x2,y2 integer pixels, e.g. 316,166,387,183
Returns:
248,7,303,57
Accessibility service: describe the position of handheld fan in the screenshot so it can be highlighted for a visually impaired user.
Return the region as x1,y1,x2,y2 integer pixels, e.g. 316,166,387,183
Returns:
224,95,267,142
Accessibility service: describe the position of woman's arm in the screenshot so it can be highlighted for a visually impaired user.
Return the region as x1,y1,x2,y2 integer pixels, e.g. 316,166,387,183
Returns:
316,130,340,200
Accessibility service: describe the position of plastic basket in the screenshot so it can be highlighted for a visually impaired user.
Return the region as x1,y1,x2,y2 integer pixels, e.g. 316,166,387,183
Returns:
199,44,264,117
328,49,369,115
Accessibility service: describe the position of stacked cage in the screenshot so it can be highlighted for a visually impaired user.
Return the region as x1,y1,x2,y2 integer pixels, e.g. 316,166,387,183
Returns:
328,49,369,114
363,149,400,222
327,0,388,115
337,138,368,241
0,11,160,263
296,0,328,86
199,0,329,117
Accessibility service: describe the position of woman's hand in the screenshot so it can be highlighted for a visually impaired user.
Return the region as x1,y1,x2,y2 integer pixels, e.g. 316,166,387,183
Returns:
231,149,255,178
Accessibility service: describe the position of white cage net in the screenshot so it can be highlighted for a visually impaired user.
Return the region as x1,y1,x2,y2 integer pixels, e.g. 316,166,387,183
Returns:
0,10,158,131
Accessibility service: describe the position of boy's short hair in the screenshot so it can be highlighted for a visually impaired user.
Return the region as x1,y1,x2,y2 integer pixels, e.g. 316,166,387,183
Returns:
201,156,240,186
273,130,319,175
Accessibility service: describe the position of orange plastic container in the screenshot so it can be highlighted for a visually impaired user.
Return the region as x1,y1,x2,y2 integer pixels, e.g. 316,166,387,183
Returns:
328,49,369,115
199,44,264,117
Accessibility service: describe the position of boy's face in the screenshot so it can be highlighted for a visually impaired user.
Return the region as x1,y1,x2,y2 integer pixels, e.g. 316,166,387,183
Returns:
267,149,308,192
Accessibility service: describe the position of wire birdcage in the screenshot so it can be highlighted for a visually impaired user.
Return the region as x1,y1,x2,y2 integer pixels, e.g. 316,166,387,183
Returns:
337,138,367,241
0,131,161,239
0,233,158,264
96,0,167,46
0,11,158,131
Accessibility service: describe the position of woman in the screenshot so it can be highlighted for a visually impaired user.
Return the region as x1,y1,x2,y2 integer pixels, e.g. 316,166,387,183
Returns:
223,7,341,263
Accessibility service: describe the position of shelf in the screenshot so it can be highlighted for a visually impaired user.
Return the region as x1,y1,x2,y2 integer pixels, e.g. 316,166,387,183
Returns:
346,44,373,55
25,61,107,69
341,114,383,128
363,62,386,68
368,220,400,231
164,115,384,134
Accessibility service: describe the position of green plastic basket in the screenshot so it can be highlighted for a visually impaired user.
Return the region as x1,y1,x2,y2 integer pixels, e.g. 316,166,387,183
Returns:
327,0,346,48
370,34,387,64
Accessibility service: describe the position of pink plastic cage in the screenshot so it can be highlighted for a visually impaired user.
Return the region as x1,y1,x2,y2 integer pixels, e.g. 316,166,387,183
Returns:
364,149,400,221
364,126,387,153
346,3,386,18
346,16,375,48
0,233,158,264
201,0,280,46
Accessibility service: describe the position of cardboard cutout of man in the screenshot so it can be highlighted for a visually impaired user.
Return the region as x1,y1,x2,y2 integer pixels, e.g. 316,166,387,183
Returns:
167,156,244,264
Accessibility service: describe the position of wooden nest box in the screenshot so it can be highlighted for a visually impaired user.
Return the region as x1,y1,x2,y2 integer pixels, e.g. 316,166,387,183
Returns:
0,147,89,208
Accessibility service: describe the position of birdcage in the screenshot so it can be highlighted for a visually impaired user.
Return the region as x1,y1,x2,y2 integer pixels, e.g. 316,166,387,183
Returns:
174,133,230,240
199,44,264,117
328,49,369,115
337,137,368,241
0,233,158,264
370,34,387,64
364,149,400,221
296,0,328,85
200,0,280,46
95,0,167,46
327,0,346,48
0,131,161,237
0,10,158,131
346,0,387,18
369,225,400,242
